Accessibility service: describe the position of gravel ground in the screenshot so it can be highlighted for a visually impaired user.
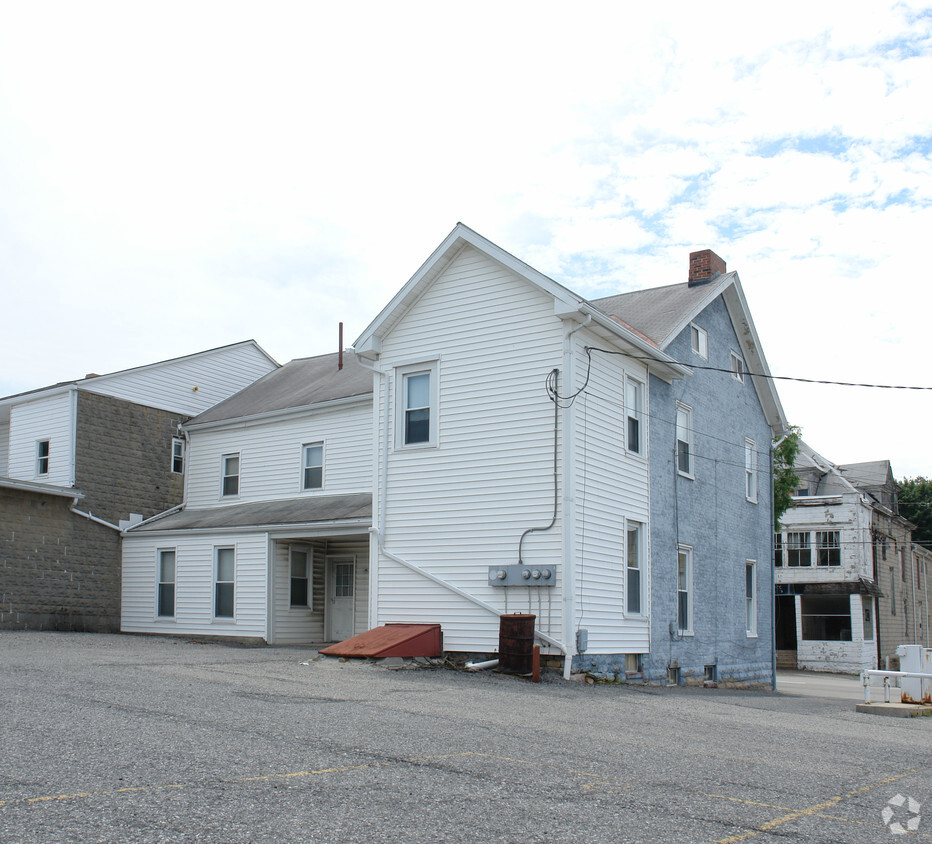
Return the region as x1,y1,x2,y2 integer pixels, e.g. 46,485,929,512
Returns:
1,631,929,843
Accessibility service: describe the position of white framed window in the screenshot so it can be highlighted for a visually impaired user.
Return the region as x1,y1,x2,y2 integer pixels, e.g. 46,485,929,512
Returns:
395,361,439,448
787,531,812,567
221,453,240,497
625,377,644,456
290,547,310,607
730,351,745,382
774,533,784,567
677,545,693,635
675,403,693,477
816,531,841,566
862,596,874,640
157,549,176,618
302,442,323,490
690,323,708,359
214,547,235,618
36,439,50,476
745,438,757,503
745,560,757,636
626,521,644,616
171,437,185,474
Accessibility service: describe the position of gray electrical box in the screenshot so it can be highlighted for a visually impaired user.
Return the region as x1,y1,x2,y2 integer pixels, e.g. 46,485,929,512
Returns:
488,565,558,587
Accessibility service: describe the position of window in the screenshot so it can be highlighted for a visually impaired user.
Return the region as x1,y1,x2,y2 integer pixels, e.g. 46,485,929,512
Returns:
290,548,309,607
626,522,643,615
302,443,323,490
774,533,784,567
396,361,439,448
214,547,235,618
890,569,896,614
171,437,185,474
36,439,50,476
677,545,693,634
730,351,745,383
816,531,841,566
787,531,811,567
221,454,240,497
901,548,907,581
690,323,708,359
746,561,757,636
862,597,874,640
800,595,851,641
626,378,644,455
675,403,693,477
157,549,176,617
745,439,757,502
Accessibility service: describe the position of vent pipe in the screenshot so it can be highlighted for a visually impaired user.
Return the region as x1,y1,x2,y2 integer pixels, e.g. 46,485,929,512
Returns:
338,322,344,370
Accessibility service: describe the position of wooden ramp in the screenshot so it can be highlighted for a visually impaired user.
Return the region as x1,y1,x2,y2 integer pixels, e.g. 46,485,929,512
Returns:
319,623,442,658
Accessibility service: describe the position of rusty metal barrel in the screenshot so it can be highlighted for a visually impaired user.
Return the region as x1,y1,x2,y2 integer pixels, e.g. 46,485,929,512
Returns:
499,613,536,674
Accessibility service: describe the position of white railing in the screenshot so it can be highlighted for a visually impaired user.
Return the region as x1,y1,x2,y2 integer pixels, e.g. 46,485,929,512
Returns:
860,670,932,704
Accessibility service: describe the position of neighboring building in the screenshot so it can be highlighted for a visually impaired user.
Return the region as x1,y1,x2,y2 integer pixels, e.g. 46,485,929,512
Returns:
122,225,786,685
775,442,931,672
0,341,278,632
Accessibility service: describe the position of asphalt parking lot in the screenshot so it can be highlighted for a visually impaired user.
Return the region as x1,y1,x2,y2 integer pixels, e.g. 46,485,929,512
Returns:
1,632,929,843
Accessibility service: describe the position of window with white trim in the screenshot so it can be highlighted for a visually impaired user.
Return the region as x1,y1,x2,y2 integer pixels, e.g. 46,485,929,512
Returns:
36,439,50,476
675,403,693,477
214,547,235,618
171,437,185,474
221,453,240,497
302,442,323,490
786,531,812,566
745,560,757,636
677,545,693,634
396,361,439,448
690,323,708,359
290,548,310,607
626,377,644,455
745,438,757,502
157,549,176,618
816,531,841,566
730,351,745,382
626,521,644,616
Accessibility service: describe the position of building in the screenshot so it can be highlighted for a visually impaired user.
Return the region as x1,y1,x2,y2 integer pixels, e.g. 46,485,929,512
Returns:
0,341,278,631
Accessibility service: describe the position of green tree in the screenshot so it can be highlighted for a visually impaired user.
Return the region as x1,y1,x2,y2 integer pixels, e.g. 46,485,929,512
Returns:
773,426,801,530
898,476,932,551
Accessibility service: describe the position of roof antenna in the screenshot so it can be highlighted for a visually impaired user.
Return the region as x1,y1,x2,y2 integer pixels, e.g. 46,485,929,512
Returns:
338,322,344,370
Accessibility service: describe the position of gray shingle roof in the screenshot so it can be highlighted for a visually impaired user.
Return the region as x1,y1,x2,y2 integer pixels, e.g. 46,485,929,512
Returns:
190,351,372,426
129,493,372,532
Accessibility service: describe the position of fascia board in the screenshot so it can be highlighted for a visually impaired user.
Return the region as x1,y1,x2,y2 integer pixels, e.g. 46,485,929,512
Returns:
182,392,373,433
0,476,83,499
125,518,372,539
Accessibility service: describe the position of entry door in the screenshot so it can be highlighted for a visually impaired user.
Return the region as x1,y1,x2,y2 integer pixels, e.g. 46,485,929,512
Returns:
327,556,355,641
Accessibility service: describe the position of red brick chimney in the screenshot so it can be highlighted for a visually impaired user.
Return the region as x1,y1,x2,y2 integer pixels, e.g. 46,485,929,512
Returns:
688,249,726,286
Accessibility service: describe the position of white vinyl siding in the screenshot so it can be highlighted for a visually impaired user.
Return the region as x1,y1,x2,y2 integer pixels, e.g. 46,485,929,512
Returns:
373,246,568,653
184,402,372,507
122,532,269,637
7,392,74,486
0,421,9,475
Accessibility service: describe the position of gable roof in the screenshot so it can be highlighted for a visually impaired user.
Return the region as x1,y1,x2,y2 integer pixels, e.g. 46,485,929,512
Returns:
187,350,372,428
354,223,689,383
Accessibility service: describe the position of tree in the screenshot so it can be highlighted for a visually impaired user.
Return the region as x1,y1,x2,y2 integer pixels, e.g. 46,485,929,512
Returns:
898,476,932,551
773,426,801,530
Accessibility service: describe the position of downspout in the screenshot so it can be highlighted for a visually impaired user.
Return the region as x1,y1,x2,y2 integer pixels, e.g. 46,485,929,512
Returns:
911,543,919,645
770,440,777,691
357,356,386,630
70,503,120,531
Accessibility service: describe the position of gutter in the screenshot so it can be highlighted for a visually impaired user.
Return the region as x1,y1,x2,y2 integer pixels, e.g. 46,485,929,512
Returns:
70,505,121,531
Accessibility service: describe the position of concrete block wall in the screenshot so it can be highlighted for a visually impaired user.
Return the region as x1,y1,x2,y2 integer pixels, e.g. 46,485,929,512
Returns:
74,391,186,526
0,487,121,631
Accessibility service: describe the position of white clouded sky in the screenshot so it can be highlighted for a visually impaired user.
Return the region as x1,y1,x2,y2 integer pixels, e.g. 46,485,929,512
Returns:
2,1,930,476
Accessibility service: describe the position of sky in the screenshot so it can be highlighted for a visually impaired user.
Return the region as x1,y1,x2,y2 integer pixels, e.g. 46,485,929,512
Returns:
1,1,931,477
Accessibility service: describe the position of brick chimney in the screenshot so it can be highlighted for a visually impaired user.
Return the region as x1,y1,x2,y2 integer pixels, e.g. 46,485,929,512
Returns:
688,249,726,286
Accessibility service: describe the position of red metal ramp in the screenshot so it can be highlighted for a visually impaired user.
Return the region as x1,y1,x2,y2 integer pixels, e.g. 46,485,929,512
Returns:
319,623,442,658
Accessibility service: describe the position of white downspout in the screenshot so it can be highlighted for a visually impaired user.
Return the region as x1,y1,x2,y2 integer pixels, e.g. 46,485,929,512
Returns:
357,356,386,631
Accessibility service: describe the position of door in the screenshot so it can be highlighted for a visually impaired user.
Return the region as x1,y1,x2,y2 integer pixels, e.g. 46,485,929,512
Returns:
327,556,355,641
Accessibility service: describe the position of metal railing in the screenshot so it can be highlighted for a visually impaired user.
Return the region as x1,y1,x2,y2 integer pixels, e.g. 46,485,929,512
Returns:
860,670,932,704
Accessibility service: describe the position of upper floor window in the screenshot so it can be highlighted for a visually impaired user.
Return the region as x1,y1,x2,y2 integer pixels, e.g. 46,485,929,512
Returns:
36,439,50,476
157,549,176,617
774,532,784,567
816,531,841,566
745,438,757,503
396,361,439,448
690,324,708,359
302,443,323,490
171,437,185,474
626,377,644,455
626,521,644,616
675,403,693,477
221,453,240,497
787,531,812,567
730,351,745,383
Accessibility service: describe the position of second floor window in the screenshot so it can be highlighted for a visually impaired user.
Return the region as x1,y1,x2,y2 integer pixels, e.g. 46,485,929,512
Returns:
404,371,431,445
816,531,841,566
221,454,240,497
787,531,812,567
745,439,757,502
303,443,323,490
171,438,185,474
676,404,693,477
36,439,50,476
626,378,643,455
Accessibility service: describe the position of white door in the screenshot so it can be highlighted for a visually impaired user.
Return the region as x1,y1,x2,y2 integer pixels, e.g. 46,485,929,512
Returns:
327,556,355,641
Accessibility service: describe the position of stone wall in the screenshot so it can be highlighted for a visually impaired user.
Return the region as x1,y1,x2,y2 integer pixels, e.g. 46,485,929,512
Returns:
0,487,121,631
